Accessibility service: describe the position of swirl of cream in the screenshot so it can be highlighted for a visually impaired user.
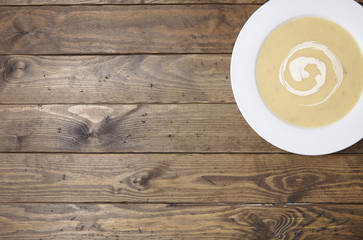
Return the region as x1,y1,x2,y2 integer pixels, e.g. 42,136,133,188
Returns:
279,41,343,106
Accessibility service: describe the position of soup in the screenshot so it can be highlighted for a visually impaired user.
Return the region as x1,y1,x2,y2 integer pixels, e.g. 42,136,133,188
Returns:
256,17,363,127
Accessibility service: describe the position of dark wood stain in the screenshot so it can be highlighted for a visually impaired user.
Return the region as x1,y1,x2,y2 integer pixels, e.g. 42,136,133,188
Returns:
0,104,361,153
0,5,258,54
0,0,361,5
0,153,361,203
0,104,276,152
0,1,361,239
0,204,362,239
0,0,269,4
0,55,233,104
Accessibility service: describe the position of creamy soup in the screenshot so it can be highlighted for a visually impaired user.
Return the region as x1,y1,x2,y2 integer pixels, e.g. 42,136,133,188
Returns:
256,17,363,128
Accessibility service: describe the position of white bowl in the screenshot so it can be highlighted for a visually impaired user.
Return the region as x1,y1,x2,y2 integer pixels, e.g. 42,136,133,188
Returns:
230,0,363,155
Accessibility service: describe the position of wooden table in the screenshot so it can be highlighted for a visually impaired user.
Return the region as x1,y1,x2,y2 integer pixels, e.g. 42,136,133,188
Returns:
0,0,362,239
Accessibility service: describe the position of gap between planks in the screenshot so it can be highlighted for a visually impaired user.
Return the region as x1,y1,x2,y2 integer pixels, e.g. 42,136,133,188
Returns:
0,0,362,6
0,151,361,155
0,202,363,206
0,1,267,6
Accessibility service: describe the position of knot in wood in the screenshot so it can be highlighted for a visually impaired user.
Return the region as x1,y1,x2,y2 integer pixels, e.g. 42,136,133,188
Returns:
283,171,324,190
129,171,153,191
244,210,297,239
2,58,28,81
128,166,167,191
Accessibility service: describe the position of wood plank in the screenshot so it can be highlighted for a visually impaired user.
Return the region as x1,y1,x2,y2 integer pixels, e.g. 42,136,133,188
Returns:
0,0,362,5
0,203,362,239
0,104,362,153
0,153,362,203
0,0,268,5
0,5,257,54
0,55,233,104
0,104,271,153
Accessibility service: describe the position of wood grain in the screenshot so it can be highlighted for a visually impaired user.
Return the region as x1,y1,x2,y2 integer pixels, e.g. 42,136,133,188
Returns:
0,203,362,239
0,153,362,203
0,5,257,54
0,1,361,239
0,0,268,5
0,104,362,153
0,104,272,153
0,55,233,104
0,0,362,5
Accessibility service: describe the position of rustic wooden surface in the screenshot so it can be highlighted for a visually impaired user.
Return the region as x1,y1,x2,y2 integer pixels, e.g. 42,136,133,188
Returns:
0,0,362,5
0,1,362,239
0,5,258,54
1,204,362,239
0,104,362,153
0,55,232,104
0,154,362,203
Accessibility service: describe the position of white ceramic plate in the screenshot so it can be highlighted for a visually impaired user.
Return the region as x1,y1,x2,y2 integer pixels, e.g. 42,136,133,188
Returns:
231,0,363,155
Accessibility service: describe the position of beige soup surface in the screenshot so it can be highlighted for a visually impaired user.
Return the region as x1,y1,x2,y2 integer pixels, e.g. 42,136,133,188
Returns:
256,17,363,128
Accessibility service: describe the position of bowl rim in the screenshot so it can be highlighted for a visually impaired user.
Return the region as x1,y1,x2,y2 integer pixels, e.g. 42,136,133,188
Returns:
230,0,363,155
